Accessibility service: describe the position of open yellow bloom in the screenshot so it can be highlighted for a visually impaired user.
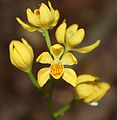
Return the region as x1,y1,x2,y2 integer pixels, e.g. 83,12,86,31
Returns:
75,74,110,104
55,21,100,53
16,1,60,32
9,38,34,73
36,44,78,87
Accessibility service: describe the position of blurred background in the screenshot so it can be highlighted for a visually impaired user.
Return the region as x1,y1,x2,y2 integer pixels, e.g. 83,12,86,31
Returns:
0,0,117,120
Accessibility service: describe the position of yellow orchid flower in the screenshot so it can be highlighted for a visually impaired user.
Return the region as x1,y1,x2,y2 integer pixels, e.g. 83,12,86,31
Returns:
9,38,34,73
55,21,100,53
36,44,78,87
75,74,110,104
16,1,60,32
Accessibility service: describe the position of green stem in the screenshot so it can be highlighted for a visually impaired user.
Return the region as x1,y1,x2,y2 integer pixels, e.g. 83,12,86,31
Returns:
54,99,77,118
46,93,56,120
45,78,56,120
63,43,71,55
43,29,51,51
27,71,40,89
28,72,56,119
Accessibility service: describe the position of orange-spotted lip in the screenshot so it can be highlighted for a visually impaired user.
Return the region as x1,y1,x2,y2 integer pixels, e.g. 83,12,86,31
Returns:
50,63,64,79
34,9,40,16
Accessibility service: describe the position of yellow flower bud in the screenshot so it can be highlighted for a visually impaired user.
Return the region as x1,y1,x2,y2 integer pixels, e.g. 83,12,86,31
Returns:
9,38,34,72
55,21,67,45
75,74,110,104
67,28,85,46
16,1,60,31
55,22,100,54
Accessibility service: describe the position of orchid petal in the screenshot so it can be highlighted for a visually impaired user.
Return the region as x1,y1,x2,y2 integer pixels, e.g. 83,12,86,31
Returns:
61,52,78,65
16,17,39,32
55,22,66,44
75,40,101,53
62,68,77,87
50,44,64,59
77,74,99,85
37,68,50,87
68,28,85,47
36,52,53,64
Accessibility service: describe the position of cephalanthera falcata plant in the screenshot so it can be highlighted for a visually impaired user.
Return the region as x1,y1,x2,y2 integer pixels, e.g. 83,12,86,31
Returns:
9,1,110,120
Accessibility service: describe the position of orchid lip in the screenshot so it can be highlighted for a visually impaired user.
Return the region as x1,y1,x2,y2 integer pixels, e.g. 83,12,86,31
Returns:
50,62,64,79
34,9,40,16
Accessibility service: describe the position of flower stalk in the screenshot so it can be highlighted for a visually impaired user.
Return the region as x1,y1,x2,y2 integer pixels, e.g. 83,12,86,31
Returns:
42,29,51,51
27,71,41,89
54,99,77,118
46,92,56,120
45,78,56,120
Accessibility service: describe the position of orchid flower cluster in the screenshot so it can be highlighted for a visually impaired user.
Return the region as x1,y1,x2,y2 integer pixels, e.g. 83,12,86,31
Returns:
9,1,110,119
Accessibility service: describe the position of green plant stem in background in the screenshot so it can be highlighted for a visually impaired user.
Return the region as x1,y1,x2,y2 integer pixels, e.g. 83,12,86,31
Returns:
43,29,51,51
27,71,41,89
54,99,78,118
